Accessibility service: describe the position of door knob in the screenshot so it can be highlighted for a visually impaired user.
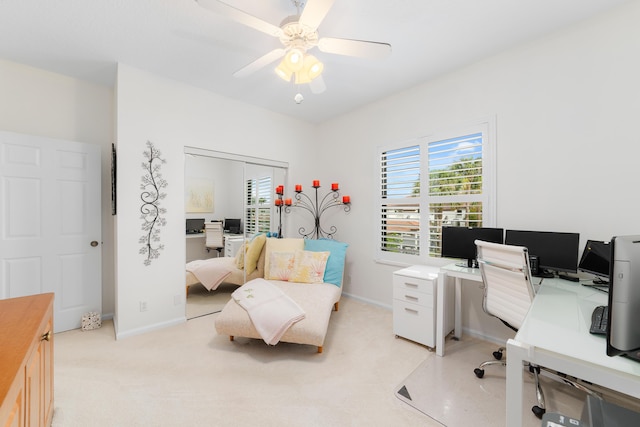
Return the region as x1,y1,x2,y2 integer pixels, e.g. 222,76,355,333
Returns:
90,241,99,247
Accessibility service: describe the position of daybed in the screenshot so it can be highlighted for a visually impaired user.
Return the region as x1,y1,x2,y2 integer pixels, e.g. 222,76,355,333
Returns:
214,237,348,353
185,234,267,295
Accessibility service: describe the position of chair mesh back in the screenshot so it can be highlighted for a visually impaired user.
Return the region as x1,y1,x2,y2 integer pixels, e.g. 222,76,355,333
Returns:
475,240,535,330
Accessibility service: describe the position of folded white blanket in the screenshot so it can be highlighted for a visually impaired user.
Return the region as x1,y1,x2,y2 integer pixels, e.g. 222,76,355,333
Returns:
186,259,232,291
232,278,305,345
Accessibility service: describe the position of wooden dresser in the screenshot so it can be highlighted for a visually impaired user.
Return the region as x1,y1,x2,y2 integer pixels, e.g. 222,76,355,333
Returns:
0,293,54,427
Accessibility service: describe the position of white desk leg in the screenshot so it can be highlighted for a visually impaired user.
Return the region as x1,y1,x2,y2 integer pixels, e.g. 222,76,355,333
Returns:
506,338,526,426
454,277,462,339
436,272,446,356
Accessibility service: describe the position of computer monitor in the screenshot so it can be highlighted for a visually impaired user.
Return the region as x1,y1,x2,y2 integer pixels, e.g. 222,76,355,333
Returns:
441,227,504,268
185,218,204,234
578,240,611,284
606,235,640,361
505,229,579,277
224,218,241,234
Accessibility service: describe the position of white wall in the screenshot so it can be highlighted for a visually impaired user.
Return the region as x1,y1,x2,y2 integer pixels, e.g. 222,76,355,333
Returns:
0,59,115,317
114,64,315,338
315,1,640,342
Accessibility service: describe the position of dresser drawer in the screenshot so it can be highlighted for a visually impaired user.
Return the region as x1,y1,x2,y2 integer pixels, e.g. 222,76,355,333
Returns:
393,299,435,347
393,274,435,295
393,286,434,308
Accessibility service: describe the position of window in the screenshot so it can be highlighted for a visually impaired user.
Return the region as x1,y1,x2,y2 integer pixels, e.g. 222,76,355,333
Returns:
376,119,496,264
245,176,272,236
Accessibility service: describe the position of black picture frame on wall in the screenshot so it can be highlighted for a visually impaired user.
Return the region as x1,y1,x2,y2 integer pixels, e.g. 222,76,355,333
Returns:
111,143,117,215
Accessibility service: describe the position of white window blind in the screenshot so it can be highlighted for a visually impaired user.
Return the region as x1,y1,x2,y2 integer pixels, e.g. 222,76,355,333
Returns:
245,176,272,236
376,119,495,264
380,145,421,256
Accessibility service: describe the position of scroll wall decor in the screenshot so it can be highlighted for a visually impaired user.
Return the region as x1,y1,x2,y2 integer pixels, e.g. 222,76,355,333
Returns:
139,141,168,266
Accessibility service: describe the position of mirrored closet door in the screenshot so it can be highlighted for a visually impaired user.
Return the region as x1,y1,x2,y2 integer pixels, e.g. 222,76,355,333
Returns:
184,147,287,319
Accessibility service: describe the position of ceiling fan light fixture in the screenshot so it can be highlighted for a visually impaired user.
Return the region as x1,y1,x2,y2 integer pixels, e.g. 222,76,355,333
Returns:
294,68,312,85
304,55,323,80
275,60,293,82
284,48,305,72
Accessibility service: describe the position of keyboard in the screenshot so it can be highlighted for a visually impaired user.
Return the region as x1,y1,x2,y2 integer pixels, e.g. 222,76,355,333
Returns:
590,305,608,335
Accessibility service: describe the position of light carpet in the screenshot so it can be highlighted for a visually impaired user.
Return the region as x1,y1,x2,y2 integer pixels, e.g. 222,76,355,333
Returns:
395,337,588,427
185,282,237,319
52,296,433,427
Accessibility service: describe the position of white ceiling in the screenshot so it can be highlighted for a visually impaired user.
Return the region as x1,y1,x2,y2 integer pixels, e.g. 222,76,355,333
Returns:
0,0,629,124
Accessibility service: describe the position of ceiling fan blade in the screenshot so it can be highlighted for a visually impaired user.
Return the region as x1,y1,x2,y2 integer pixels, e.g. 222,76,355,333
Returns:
299,0,337,31
309,75,326,94
196,0,282,37
318,37,392,59
233,48,285,78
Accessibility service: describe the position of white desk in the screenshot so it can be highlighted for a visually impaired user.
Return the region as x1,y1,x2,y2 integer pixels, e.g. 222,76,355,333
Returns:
506,278,640,425
436,263,483,356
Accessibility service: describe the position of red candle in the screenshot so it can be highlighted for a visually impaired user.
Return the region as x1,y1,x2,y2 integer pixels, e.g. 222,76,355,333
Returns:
331,182,339,191
285,198,292,206
295,184,302,192
342,195,350,204
275,199,282,206
276,185,284,195
312,180,320,188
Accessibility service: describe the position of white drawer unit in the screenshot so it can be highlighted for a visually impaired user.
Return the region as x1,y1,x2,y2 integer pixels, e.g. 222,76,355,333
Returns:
225,236,244,258
392,265,439,348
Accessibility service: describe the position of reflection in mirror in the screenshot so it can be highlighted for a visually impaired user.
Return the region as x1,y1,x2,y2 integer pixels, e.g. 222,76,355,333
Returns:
184,147,287,319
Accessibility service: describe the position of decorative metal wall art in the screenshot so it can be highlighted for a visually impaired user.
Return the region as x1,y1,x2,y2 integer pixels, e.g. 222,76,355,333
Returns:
139,141,168,266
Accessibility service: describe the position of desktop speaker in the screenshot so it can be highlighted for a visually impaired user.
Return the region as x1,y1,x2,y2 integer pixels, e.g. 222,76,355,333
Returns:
529,255,539,275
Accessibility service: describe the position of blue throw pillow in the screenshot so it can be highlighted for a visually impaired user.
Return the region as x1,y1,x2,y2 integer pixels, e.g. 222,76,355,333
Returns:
304,239,348,287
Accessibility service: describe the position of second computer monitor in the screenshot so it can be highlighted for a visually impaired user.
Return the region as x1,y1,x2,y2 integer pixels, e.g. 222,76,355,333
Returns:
505,229,580,275
224,218,241,234
578,240,611,281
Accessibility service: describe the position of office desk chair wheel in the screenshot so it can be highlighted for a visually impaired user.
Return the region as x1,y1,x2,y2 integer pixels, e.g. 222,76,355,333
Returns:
473,346,507,378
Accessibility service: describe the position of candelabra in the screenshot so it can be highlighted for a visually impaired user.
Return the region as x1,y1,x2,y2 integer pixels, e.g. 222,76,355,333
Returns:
275,180,351,239
274,189,285,238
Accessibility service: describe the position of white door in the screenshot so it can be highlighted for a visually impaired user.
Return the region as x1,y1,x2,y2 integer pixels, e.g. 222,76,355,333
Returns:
0,130,101,332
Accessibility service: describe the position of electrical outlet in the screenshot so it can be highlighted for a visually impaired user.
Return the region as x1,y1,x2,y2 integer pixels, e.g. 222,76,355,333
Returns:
139,301,148,312
173,294,183,306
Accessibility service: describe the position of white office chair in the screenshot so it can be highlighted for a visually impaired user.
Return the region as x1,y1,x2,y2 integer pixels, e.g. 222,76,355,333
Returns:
473,239,598,419
205,222,224,256
473,240,547,417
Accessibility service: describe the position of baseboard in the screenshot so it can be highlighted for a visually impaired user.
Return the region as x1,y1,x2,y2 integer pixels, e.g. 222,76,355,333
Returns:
460,327,506,347
342,292,392,311
114,316,186,340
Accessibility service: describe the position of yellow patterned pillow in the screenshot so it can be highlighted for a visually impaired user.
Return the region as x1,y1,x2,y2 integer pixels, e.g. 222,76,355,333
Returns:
289,250,330,284
234,242,247,270
266,252,296,281
264,238,305,279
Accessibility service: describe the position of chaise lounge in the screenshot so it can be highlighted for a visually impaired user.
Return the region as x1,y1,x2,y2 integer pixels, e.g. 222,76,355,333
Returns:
213,237,348,353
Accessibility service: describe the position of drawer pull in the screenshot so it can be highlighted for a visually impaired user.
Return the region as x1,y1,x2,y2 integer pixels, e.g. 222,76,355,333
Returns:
41,331,52,341
404,295,419,302
404,308,419,314
404,282,419,288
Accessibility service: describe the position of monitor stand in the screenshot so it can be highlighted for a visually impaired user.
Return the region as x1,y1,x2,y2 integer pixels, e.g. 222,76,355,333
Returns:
533,270,555,279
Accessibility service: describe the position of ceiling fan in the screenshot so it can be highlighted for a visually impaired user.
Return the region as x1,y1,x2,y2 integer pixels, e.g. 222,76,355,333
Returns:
196,0,392,95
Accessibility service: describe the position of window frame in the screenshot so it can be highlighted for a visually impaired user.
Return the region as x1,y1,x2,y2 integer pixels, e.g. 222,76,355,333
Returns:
375,117,496,266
